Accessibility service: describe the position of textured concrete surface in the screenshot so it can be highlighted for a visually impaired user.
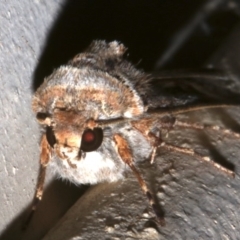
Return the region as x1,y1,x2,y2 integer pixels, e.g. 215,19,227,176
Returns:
1,1,240,240
0,0,64,239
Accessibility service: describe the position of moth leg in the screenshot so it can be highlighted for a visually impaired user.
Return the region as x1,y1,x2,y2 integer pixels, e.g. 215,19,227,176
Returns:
113,133,165,226
131,120,163,164
148,116,179,163
160,142,235,177
147,131,162,164
173,119,240,139
23,133,51,229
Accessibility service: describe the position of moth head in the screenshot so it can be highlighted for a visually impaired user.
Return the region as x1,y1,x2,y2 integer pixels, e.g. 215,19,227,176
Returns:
36,110,103,160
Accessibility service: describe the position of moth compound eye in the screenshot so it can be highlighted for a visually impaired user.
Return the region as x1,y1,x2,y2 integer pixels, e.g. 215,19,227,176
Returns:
80,128,103,152
46,127,56,148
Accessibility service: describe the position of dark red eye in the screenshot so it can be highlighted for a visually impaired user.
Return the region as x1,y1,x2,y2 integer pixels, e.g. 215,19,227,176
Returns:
80,128,103,152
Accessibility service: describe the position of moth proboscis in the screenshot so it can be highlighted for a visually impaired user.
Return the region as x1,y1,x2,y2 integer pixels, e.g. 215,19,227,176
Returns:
25,40,240,228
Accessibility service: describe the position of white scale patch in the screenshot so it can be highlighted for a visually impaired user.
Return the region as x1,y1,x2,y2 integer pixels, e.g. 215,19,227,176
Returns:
50,151,125,185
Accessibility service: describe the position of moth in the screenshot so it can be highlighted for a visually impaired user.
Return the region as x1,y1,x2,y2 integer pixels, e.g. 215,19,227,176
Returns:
28,40,239,226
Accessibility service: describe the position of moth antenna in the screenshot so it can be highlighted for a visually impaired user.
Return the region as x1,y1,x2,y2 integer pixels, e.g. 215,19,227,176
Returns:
113,134,165,226
160,142,235,177
97,105,239,126
173,119,240,139
97,117,126,127
149,104,238,117
23,134,50,230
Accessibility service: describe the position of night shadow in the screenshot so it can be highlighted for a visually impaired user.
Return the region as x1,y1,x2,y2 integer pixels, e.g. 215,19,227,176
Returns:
198,131,235,173
32,0,220,91
210,108,240,134
0,179,88,240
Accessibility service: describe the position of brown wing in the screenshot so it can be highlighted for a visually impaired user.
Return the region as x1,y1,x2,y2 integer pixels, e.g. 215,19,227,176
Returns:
145,69,240,110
